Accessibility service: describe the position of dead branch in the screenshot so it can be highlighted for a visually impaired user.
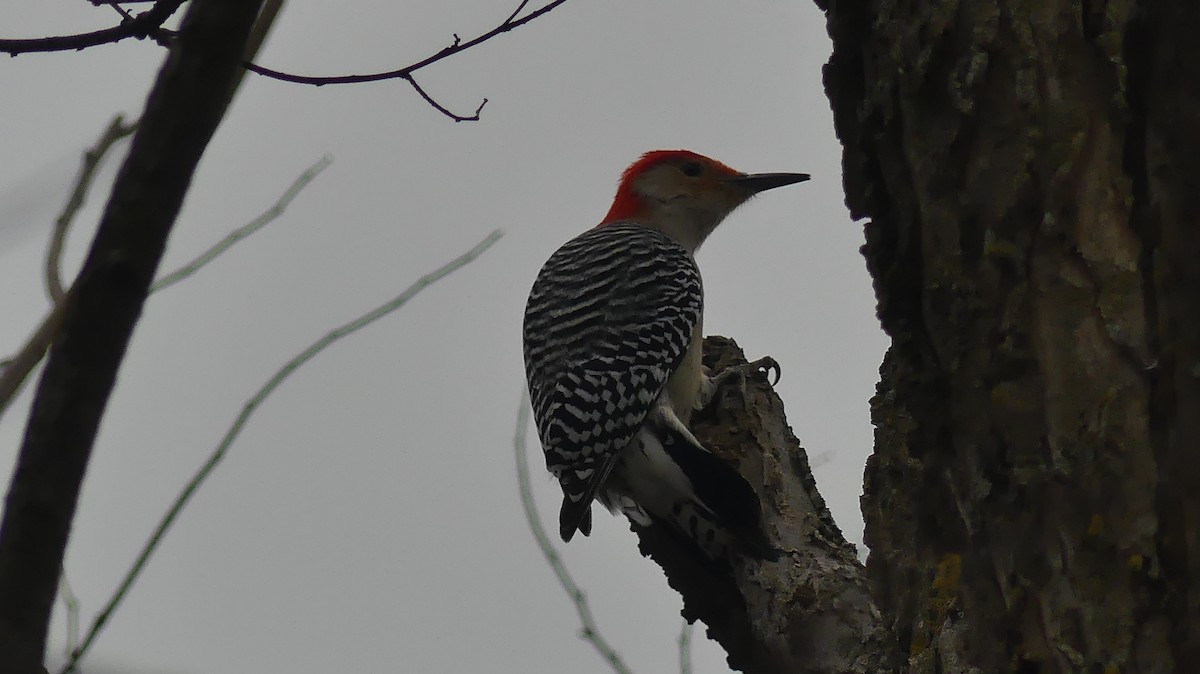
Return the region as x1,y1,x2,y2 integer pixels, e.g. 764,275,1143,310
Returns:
630,337,896,674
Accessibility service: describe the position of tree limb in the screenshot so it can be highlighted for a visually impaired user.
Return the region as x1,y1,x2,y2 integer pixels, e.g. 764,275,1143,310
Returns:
0,1,265,670
631,337,896,674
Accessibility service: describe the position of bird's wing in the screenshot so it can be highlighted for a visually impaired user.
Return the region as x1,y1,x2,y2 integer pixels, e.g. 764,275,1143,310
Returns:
522,224,702,541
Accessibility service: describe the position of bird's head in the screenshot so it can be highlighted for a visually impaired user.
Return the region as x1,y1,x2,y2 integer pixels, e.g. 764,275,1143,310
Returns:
599,150,809,253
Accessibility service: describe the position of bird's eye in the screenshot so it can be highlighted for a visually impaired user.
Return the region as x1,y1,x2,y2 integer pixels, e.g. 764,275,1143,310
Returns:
680,162,703,178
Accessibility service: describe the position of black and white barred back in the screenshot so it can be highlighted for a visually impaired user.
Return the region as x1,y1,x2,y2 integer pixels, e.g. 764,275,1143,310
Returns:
523,224,701,542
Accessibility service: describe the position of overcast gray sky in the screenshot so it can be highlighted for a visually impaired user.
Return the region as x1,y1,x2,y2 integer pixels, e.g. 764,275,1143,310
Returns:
1,1,887,672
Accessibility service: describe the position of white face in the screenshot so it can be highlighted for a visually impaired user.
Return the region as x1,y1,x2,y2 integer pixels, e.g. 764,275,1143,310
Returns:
632,162,749,254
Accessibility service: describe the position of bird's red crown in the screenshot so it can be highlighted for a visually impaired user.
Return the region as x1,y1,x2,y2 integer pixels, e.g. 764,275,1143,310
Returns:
599,150,739,225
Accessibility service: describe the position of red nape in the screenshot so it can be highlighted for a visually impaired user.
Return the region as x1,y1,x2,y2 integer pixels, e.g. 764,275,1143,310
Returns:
598,150,737,226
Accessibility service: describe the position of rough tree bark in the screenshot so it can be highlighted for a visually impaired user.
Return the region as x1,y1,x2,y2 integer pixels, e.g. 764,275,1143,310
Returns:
633,337,895,674
818,0,1200,671
639,3,1198,673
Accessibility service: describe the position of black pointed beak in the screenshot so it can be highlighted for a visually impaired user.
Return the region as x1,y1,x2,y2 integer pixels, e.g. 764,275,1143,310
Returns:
723,172,811,193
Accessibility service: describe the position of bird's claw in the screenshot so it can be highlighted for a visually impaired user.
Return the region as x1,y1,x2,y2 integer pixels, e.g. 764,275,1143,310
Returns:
718,355,781,389
697,355,782,415
745,356,781,386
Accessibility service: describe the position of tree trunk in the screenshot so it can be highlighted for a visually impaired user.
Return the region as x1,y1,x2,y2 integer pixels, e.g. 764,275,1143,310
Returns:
818,0,1200,670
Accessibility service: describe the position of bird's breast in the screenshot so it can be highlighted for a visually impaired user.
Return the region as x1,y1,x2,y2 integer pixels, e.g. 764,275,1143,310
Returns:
663,320,704,427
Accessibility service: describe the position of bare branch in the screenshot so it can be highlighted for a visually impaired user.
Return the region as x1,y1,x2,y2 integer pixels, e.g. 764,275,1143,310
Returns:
0,116,136,423
228,0,286,94
514,390,635,674
46,115,138,304
0,0,185,55
8,0,564,123
0,2,267,669
62,229,503,674
57,569,80,658
99,1,137,22
244,0,282,59
0,153,329,425
405,76,487,123
678,620,693,674
243,0,570,86
0,302,68,423
152,155,331,292
505,0,535,25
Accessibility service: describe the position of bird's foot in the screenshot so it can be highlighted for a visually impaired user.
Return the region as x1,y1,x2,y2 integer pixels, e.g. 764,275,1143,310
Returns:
695,356,781,415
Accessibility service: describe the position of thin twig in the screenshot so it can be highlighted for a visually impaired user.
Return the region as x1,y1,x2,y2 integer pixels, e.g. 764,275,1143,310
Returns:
95,0,173,48
46,115,138,303
7,0,565,122
228,0,286,94
0,0,186,55
678,620,693,674
60,229,503,674
0,156,330,424
0,116,136,420
243,0,569,86
504,0,534,24
58,568,80,657
245,0,283,60
514,390,635,674
0,300,69,422
404,76,487,122
99,1,136,22
151,155,331,292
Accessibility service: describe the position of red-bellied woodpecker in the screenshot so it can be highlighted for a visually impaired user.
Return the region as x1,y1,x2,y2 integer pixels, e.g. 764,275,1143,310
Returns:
523,150,808,560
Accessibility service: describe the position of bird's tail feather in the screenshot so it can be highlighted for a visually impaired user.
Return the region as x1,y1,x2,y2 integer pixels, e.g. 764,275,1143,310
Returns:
558,452,620,542
657,427,779,560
